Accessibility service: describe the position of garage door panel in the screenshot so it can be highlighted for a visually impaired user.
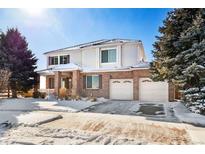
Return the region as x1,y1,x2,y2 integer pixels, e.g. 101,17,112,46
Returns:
139,78,168,102
110,79,133,100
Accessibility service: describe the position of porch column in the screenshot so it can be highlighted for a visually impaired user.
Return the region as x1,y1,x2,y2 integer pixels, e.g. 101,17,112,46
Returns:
54,71,61,96
72,70,80,96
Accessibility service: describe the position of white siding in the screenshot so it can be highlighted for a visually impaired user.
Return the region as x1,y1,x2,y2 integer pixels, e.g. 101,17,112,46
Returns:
46,50,82,68
40,75,46,89
122,43,140,67
69,50,82,65
82,48,97,68
44,41,146,69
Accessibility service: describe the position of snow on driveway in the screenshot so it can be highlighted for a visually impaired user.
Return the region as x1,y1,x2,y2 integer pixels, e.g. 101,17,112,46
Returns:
173,102,205,127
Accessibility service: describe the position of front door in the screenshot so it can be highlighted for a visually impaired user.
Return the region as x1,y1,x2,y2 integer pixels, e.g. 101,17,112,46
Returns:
61,77,72,89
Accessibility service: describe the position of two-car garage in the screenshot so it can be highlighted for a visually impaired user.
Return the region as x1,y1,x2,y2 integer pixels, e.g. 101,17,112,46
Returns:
109,78,169,102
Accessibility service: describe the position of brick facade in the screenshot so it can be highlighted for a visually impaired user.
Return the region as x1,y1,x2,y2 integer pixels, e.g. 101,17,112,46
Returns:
79,69,175,101
46,69,175,101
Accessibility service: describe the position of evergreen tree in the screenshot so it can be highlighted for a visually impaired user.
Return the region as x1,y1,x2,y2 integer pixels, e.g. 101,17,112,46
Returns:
1,28,38,98
151,8,205,114
0,31,8,69
150,9,199,81
0,31,11,93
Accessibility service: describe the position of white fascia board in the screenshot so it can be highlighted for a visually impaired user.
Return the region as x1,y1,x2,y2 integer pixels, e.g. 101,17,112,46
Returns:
44,42,126,55
52,68,81,72
38,72,55,75
81,69,132,73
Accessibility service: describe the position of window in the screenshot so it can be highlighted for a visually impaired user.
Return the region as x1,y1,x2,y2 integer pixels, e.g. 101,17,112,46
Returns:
48,78,55,89
86,75,100,89
101,49,117,63
60,55,70,64
49,56,58,65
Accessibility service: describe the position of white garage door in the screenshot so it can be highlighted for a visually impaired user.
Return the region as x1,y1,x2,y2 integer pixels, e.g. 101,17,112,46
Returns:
110,79,133,100
139,78,169,102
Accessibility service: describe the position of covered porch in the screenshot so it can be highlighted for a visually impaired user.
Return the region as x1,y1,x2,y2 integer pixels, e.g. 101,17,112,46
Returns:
38,64,81,97
52,70,80,96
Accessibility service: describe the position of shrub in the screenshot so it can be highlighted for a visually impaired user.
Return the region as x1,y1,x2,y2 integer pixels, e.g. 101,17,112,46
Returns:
59,88,67,100
40,92,47,99
32,91,47,99
89,97,97,102
33,91,41,98
70,95,81,101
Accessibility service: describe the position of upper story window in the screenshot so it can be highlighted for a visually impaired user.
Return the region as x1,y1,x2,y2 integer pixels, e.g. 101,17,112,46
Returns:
60,55,70,64
49,56,58,65
101,49,117,63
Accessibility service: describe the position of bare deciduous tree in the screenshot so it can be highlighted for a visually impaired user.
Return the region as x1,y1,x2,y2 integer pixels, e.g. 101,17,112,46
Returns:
0,69,11,92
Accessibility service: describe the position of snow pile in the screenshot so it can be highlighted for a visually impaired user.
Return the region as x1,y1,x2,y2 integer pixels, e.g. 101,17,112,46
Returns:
16,112,62,126
173,102,205,127
96,97,108,103
131,61,150,68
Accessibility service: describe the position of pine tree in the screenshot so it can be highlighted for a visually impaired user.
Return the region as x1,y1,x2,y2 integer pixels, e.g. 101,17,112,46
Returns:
151,9,205,114
0,32,11,93
0,31,8,69
1,28,38,98
150,9,199,82
176,9,205,112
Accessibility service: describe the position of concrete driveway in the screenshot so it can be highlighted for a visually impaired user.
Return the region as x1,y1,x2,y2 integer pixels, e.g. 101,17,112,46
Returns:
82,101,179,123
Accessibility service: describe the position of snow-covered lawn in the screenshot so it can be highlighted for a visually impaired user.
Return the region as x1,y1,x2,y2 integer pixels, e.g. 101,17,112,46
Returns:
1,99,205,127
0,98,106,138
0,98,105,112
0,111,191,145
0,97,106,125
0,99,205,144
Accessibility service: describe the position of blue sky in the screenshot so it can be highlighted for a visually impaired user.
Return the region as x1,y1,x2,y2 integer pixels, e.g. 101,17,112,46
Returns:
0,8,172,70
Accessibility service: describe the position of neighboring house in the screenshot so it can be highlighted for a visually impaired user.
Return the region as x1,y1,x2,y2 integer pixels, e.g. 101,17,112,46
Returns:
38,39,174,101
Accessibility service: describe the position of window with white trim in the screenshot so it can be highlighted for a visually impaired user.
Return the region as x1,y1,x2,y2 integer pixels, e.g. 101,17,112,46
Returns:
86,75,100,89
60,55,70,64
49,56,58,65
101,49,117,63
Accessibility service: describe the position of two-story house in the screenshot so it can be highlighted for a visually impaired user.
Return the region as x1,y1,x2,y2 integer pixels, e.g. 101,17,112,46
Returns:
38,39,174,101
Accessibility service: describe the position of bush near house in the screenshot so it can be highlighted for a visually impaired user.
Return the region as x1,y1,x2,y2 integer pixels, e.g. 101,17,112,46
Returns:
32,91,46,99
59,88,68,100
